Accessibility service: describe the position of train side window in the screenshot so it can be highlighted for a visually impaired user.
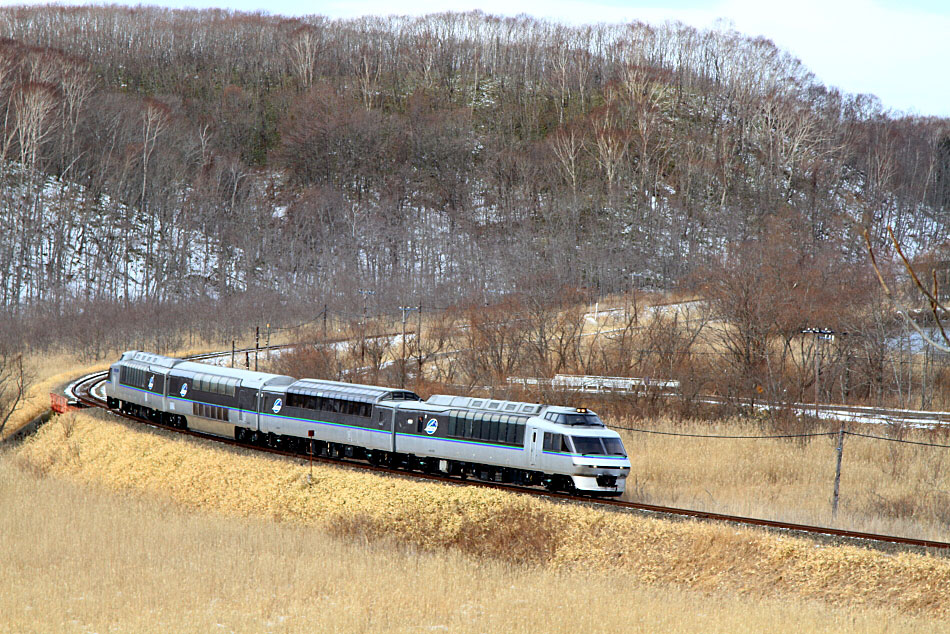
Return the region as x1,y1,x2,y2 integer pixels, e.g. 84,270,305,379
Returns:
488,419,500,442
515,424,525,445
447,413,457,436
469,414,480,440
506,422,518,444
480,416,492,441
560,436,571,452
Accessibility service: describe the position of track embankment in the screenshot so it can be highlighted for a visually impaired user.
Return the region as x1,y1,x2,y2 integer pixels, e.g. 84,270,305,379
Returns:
14,408,950,617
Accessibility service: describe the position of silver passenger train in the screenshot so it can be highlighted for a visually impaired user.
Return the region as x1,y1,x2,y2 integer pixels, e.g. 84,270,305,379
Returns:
104,351,630,495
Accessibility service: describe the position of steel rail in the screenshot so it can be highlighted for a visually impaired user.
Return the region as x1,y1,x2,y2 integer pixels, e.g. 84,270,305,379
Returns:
69,368,950,553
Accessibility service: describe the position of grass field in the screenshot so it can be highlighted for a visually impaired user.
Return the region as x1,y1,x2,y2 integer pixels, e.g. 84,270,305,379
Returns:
7,327,950,631
7,409,950,633
5,450,945,634
614,416,950,544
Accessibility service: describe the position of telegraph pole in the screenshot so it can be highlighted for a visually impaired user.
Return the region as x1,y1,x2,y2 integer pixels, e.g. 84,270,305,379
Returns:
832,424,845,519
802,327,845,520
801,328,835,419
399,305,419,388
417,303,423,378
358,289,375,366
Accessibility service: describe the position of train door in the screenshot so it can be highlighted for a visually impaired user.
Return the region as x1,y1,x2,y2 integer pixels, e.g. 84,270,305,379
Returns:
528,428,540,466
375,406,395,452
237,387,258,429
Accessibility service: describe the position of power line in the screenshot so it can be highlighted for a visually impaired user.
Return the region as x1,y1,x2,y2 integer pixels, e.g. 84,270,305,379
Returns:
610,425,950,447
844,431,950,449
610,425,837,440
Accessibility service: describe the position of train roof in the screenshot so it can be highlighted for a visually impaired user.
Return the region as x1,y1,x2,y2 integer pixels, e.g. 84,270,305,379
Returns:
171,360,294,390
119,350,181,369
289,378,421,404
425,394,544,416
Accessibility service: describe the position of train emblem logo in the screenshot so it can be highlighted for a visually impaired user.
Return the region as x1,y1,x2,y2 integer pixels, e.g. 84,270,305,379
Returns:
147,376,154,390
272,398,283,414
179,383,188,397
425,418,439,435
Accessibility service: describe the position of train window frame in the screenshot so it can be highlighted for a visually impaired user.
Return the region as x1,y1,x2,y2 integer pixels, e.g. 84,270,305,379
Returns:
480,417,493,441
469,411,479,438
497,422,508,443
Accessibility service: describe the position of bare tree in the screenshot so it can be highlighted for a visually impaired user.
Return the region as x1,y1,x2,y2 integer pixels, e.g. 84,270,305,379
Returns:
0,350,29,438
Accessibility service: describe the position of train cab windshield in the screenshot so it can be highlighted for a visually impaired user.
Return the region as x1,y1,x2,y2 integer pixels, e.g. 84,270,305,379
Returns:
569,436,627,457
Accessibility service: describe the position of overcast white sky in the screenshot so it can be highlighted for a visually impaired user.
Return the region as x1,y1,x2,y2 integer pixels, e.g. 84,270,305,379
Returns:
6,0,949,117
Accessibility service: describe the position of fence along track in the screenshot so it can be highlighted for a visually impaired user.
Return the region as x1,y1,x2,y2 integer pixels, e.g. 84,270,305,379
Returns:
66,356,950,553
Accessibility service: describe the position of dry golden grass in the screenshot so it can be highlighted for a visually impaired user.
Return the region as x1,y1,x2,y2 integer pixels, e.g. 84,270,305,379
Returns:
12,410,950,624
0,351,111,442
0,333,293,442
617,416,950,543
5,453,944,634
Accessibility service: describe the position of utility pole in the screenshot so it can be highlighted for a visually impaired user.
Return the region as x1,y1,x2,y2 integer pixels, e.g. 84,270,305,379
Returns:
358,289,375,366
801,328,835,420
832,424,845,519
417,303,423,378
399,305,419,388
255,326,259,371
802,327,845,520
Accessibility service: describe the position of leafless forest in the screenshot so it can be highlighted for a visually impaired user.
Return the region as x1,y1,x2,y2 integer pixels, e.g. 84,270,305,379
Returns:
1,6,949,412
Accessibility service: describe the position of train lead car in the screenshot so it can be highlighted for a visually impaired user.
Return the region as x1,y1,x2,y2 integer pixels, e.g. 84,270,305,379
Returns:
105,350,630,496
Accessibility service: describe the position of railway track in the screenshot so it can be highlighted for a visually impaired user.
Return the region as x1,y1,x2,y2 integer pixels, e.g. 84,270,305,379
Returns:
66,357,950,553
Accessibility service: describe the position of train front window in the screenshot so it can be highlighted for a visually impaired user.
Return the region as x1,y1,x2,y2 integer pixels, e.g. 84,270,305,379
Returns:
569,436,606,456
602,438,627,457
568,436,627,456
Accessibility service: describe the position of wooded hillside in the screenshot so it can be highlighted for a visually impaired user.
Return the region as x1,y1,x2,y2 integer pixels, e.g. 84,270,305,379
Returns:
0,6,947,330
